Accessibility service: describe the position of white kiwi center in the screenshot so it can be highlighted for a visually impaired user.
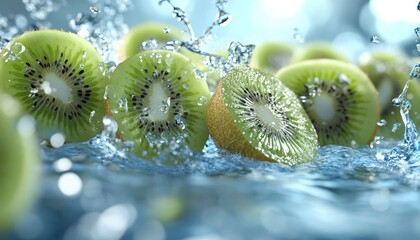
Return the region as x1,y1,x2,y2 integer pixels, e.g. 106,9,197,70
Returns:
255,104,281,128
149,82,169,121
313,93,336,123
42,73,73,104
377,79,394,112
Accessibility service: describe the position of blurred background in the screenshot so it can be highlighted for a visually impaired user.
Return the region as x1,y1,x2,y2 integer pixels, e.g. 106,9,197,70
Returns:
1,0,419,62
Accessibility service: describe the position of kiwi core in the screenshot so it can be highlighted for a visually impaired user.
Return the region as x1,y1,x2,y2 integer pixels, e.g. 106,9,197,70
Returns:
254,104,281,128
149,82,170,121
313,93,336,123
42,73,73,104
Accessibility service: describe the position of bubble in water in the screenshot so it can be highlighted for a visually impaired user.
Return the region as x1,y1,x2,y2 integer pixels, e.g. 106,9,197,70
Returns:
141,39,159,51
50,132,65,148
410,64,420,79
370,35,381,44
198,96,208,106
415,27,420,38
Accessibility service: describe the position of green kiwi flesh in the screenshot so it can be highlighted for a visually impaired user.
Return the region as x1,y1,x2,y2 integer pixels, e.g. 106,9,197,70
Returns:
120,22,189,61
275,59,380,146
0,93,39,232
207,65,318,165
359,51,420,139
107,50,210,159
250,41,294,73
0,30,108,142
290,42,349,64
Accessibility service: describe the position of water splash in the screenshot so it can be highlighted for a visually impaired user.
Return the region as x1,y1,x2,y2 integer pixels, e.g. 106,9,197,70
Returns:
69,0,131,63
370,35,381,44
159,0,254,77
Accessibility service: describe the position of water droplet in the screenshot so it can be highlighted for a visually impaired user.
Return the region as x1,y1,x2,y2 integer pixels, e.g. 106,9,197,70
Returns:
392,123,401,133
415,27,420,38
141,39,159,51
227,41,255,65
163,27,171,34
99,61,116,76
197,96,208,106
160,97,171,113
89,111,96,123
172,7,187,22
370,35,381,44
118,97,128,112
377,119,387,127
41,81,52,95
50,132,65,148
217,10,231,27
4,41,25,62
193,68,207,81
410,64,420,79
339,73,350,85
102,116,118,138
81,50,87,59
293,28,305,43
90,6,101,14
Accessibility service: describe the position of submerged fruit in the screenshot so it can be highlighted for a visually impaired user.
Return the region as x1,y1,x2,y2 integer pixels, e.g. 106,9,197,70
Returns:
276,59,380,146
359,51,420,139
0,93,39,232
0,30,108,142
207,65,318,165
107,50,210,159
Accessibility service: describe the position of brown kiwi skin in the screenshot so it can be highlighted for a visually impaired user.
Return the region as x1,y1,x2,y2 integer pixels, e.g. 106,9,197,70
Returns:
207,82,275,162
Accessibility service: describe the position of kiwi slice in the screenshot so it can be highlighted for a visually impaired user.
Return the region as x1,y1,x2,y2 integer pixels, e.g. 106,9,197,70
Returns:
207,65,318,165
290,42,349,64
107,50,210,159
0,93,39,232
119,22,189,61
275,59,380,146
0,30,108,143
250,41,294,73
359,51,420,139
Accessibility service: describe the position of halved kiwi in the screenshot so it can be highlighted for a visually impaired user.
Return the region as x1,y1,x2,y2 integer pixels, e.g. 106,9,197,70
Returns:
119,22,190,61
290,42,349,64
207,65,318,165
275,59,380,146
250,41,294,73
0,30,108,143
106,50,210,159
359,51,420,139
0,93,39,232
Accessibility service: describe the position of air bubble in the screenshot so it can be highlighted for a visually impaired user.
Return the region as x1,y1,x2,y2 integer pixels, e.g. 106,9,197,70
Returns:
370,35,381,44
50,132,66,148
197,96,208,106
